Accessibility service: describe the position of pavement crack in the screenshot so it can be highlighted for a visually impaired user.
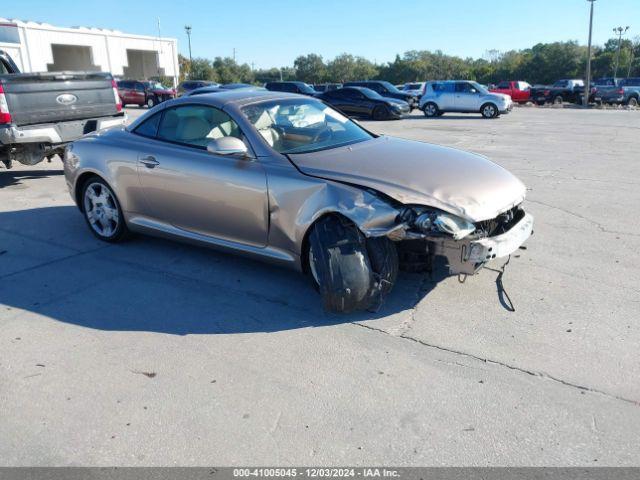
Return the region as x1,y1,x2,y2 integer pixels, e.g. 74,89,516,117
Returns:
350,322,640,407
400,274,432,335
0,244,112,280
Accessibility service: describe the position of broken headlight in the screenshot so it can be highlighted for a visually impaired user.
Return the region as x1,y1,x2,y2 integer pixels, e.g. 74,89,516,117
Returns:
399,207,476,240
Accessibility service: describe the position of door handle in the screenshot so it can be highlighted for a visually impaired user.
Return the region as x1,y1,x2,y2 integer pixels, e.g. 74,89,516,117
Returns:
139,155,159,168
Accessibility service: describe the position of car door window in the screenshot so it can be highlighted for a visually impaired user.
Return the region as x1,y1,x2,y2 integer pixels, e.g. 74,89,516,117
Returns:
456,82,477,94
133,112,162,138
497,81,510,89
157,105,242,148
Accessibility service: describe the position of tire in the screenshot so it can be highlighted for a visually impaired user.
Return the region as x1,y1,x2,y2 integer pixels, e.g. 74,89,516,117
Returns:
146,96,157,108
372,105,390,121
307,216,399,313
422,102,439,117
553,95,563,105
627,97,638,107
81,176,129,243
536,100,545,106
480,103,498,119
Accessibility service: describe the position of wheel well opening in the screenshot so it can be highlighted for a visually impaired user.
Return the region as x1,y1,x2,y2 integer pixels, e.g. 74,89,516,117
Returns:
74,172,102,212
300,212,355,275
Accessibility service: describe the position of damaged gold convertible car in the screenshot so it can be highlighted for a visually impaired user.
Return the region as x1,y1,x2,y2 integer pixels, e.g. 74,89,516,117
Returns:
64,90,533,312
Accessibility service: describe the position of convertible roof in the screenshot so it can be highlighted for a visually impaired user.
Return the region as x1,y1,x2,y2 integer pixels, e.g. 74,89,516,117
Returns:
171,89,303,108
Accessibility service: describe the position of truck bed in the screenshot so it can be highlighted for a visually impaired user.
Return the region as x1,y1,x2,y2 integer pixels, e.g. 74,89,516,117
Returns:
0,71,120,127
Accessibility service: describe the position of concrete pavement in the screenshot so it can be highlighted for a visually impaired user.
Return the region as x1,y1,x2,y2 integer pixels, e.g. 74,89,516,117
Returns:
1,106,639,465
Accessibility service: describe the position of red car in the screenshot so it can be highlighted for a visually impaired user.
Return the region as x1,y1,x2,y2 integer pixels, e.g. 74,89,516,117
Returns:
490,81,532,103
117,80,176,108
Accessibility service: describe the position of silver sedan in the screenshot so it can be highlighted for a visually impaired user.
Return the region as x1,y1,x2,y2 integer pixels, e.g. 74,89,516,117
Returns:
64,90,532,312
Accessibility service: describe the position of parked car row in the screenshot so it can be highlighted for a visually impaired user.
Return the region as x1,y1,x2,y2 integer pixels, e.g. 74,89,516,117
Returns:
173,74,640,125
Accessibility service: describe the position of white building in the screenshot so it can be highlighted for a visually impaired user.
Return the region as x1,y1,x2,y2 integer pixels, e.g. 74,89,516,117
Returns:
0,18,179,86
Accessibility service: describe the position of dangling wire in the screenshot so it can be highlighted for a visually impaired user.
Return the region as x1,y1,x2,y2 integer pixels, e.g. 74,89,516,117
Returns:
495,255,515,312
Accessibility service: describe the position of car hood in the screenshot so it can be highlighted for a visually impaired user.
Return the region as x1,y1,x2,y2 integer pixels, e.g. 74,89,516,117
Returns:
485,92,510,102
288,136,526,222
383,97,409,106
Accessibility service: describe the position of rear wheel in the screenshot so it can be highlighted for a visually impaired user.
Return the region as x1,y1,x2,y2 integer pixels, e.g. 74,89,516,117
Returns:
372,105,390,120
423,102,439,117
481,103,498,119
146,96,157,108
81,177,129,242
307,215,398,313
553,95,563,105
627,96,638,107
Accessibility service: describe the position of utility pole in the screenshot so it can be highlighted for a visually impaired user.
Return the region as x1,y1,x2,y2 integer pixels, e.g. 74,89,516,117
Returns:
628,36,639,78
233,48,236,62
584,0,596,107
184,25,192,78
613,26,629,77
156,17,162,78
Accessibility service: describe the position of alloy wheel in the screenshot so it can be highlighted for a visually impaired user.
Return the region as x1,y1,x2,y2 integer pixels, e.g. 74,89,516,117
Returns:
482,104,497,118
83,182,120,238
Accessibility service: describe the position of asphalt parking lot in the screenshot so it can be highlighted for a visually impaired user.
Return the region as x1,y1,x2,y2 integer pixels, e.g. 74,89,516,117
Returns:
1,106,639,466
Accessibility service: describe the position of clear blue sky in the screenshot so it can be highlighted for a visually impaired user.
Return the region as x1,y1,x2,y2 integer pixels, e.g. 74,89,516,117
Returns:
4,0,639,68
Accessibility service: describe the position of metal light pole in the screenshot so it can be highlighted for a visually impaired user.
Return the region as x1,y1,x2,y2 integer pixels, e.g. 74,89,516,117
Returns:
628,36,639,78
613,26,629,77
584,0,596,107
184,25,193,78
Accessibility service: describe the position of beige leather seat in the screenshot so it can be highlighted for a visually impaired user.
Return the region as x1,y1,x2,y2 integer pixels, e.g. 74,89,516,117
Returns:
176,116,211,146
253,109,280,147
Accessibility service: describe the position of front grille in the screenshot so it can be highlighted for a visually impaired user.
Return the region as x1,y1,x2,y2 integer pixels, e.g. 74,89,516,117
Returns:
475,206,524,237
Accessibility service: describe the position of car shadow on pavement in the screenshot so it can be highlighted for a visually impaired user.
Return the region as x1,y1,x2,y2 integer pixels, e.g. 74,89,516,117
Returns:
0,169,64,188
0,206,447,335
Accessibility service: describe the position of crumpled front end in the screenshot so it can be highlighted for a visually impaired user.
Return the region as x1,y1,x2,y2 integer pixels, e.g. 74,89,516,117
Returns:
366,202,533,276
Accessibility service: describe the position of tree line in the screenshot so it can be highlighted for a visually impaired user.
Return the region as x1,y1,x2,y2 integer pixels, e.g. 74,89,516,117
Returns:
179,38,640,87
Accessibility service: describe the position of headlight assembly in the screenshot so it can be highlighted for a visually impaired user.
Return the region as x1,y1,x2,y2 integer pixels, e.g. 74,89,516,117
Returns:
399,207,476,240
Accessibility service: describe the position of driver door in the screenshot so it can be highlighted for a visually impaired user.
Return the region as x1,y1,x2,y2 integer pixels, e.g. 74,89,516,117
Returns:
454,82,481,111
134,104,269,247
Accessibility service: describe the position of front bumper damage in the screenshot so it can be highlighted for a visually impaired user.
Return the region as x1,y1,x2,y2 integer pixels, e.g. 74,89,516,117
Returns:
363,206,533,276
429,212,533,275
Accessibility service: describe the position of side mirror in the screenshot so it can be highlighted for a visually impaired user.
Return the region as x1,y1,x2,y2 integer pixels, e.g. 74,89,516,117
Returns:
207,137,249,157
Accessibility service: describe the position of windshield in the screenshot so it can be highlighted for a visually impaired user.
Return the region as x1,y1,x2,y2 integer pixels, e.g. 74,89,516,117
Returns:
469,81,489,94
380,81,402,94
144,82,165,90
241,99,373,154
360,87,384,100
293,83,315,94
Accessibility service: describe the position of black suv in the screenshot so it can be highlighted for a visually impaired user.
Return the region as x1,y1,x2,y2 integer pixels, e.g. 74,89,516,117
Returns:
264,81,318,96
344,81,418,110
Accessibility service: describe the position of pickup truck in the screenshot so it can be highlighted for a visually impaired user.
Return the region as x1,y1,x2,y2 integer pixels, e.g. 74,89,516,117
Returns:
0,50,125,169
529,79,584,105
599,77,640,106
489,81,532,103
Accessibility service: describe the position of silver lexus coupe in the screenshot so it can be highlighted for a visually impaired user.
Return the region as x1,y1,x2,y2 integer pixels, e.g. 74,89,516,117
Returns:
64,90,533,312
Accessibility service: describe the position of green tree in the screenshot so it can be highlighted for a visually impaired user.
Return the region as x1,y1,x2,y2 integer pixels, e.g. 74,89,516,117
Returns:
294,54,327,84
327,53,377,82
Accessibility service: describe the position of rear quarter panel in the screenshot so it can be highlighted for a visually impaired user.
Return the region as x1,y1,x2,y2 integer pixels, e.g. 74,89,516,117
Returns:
65,128,146,214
